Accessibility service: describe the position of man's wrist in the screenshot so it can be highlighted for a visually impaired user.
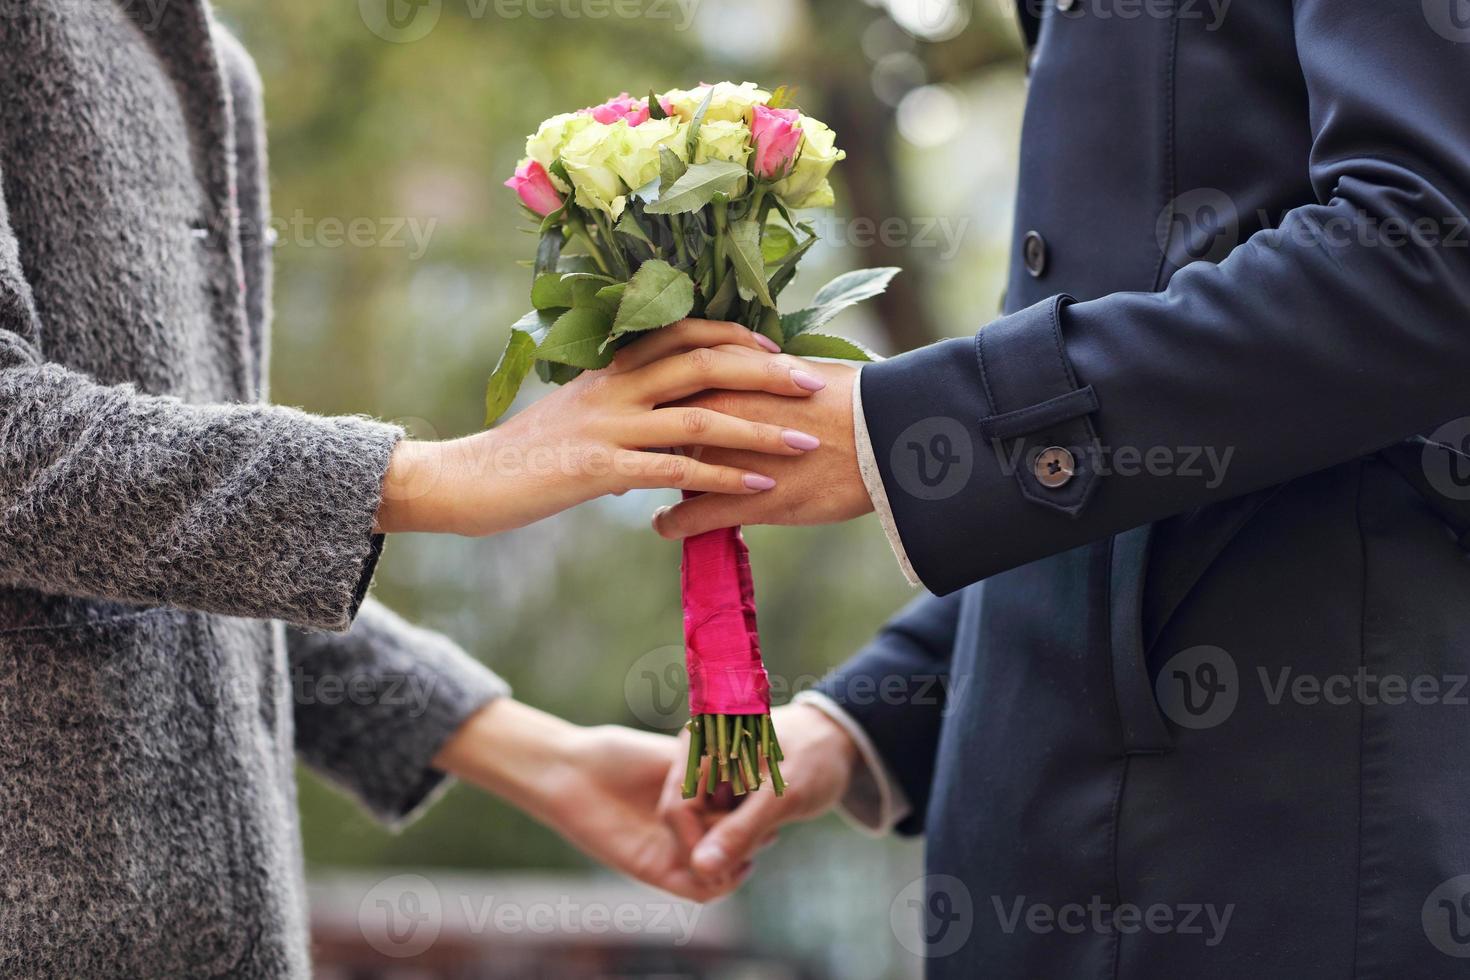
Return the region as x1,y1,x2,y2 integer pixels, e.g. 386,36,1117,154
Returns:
851,368,921,586
793,691,913,835
786,700,860,787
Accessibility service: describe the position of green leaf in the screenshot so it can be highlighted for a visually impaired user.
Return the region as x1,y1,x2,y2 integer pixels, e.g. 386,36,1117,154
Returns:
780,267,901,336
632,175,662,204
766,234,819,299
536,359,583,385
485,328,538,426
570,275,619,314
611,259,695,335
616,210,654,246
556,255,603,276
536,203,567,235
766,84,796,110
531,273,570,310
684,86,716,157
645,161,748,215
511,307,561,342
756,306,783,345
704,270,739,321
532,272,615,311
534,227,564,278
810,266,901,308
537,306,615,369
761,223,799,266
658,147,688,196
596,282,627,306
728,218,775,308
648,88,668,120
780,332,875,361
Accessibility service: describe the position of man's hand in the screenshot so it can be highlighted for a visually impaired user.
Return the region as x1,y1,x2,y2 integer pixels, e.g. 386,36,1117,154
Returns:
656,702,861,888
377,320,828,538
434,699,744,903
651,354,873,539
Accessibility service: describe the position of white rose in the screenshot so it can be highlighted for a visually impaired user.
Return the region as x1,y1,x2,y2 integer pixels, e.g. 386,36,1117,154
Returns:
773,115,846,209
560,121,629,218
661,82,771,124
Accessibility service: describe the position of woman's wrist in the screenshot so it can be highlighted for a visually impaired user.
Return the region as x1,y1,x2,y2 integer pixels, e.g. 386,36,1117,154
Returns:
431,698,582,820
376,439,442,534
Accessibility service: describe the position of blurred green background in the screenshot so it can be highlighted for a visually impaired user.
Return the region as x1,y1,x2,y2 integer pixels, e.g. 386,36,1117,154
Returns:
212,1,1028,976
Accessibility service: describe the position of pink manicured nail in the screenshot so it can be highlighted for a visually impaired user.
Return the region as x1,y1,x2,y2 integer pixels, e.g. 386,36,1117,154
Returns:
782,429,821,451
791,370,826,391
743,473,777,491
753,333,781,352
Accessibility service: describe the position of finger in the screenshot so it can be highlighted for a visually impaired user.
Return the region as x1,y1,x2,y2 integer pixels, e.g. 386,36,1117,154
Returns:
662,793,711,858
657,737,710,858
691,793,782,878
631,348,827,405
653,492,755,539
611,319,780,373
618,450,776,495
654,867,733,905
641,408,820,456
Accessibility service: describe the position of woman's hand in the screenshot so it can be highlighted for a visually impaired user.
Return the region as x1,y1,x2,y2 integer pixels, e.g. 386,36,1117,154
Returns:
376,320,829,537
657,703,859,892
434,699,747,903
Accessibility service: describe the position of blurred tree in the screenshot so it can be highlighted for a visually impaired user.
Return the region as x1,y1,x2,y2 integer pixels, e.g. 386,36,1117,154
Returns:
794,0,1022,352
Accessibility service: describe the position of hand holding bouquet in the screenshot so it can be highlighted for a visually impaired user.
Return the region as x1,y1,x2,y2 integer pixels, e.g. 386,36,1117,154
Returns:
492,81,898,799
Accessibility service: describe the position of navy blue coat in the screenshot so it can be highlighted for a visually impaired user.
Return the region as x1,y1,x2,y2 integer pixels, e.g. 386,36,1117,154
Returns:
819,1,1470,976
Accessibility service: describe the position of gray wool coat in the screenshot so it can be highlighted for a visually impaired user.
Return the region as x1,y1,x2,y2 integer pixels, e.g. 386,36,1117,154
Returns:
0,3,509,976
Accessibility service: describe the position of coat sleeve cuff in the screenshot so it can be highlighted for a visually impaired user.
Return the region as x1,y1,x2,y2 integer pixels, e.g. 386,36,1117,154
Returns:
852,368,922,587
289,601,511,827
793,691,912,836
861,295,1104,594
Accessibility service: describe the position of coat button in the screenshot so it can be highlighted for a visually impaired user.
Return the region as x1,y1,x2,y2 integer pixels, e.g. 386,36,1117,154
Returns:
1023,231,1048,278
1034,446,1076,488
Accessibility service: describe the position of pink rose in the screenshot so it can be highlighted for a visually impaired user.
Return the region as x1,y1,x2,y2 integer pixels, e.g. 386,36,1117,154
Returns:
750,105,803,180
503,159,564,217
586,92,651,128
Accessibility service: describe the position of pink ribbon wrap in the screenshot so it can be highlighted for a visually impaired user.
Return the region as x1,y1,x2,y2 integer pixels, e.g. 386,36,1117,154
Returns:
681,518,771,716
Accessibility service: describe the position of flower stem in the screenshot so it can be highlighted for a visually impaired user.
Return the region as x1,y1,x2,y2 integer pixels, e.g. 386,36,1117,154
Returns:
681,718,705,800
590,210,629,279
712,200,729,293
716,713,730,782
681,712,784,797
566,212,612,276
672,214,689,267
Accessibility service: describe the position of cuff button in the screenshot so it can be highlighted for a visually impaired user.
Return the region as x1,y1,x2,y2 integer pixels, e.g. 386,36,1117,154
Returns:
1023,231,1048,278
1034,446,1076,488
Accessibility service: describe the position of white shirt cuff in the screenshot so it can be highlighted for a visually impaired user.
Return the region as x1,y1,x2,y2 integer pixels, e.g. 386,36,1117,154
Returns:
852,367,922,587
793,690,912,836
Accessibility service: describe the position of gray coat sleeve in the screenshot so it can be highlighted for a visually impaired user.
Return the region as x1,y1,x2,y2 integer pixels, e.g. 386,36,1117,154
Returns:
288,599,511,825
0,162,399,632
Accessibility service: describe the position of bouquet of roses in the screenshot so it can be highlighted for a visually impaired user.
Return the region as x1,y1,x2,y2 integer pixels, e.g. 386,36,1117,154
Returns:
491,81,898,799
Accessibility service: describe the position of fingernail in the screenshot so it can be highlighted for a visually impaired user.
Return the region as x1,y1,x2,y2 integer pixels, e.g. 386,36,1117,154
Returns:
782,430,821,451
743,473,777,491
791,370,826,391
753,333,781,353
652,505,671,525
694,842,728,871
